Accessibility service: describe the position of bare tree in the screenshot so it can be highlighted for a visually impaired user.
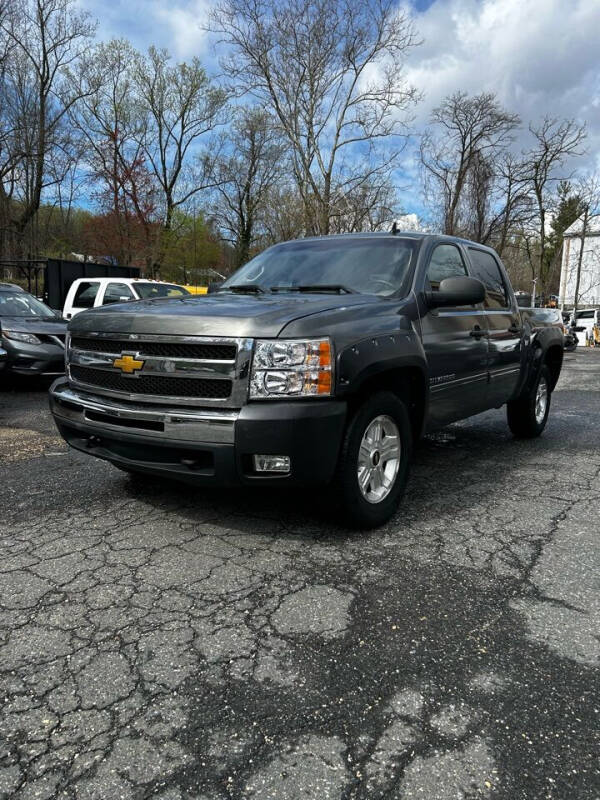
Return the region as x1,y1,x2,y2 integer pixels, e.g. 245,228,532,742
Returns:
210,0,419,236
73,39,160,269
211,107,286,269
487,154,534,257
133,46,229,239
261,185,306,246
462,149,494,242
568,173,600,319
420,91,520,237
522,116,587,296
328,173,399,233
0,0,95,256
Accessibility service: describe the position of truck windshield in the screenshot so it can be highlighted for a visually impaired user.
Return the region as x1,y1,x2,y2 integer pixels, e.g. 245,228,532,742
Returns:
135,283,190,299
223,237,419,297
0,290,55,317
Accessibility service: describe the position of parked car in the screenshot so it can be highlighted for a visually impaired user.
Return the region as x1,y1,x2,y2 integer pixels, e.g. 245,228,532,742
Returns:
569,308,600,345
0,283,67,376
63,279,190,319
43,258,141,310
50,232,564,528
536,308,575,351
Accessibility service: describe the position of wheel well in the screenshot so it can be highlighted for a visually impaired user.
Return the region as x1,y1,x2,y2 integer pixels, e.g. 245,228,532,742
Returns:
350,368,426,442
544,344,563,390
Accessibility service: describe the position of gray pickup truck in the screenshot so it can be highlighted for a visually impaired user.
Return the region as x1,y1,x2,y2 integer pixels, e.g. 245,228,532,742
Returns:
49,232,563,527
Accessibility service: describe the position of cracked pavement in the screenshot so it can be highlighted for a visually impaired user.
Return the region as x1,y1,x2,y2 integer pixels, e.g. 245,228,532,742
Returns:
0,350,599,799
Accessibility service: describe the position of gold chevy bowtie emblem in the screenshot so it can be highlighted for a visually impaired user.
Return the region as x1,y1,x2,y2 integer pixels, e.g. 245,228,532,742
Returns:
113,354,144,374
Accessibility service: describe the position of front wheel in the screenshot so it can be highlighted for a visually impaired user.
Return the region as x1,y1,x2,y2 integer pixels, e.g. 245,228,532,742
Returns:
507,364,551,438
333,391,412,529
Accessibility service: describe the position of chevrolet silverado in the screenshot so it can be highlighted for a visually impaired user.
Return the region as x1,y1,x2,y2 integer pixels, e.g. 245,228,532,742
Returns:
49,232,563,527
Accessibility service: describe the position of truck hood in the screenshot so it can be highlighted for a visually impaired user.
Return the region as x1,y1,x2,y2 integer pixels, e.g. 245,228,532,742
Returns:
0,315,67,335
68,292,381,338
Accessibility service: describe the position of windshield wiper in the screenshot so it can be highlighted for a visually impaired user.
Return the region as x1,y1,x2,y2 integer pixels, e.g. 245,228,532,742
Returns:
270,284,356,294
218,284,264,294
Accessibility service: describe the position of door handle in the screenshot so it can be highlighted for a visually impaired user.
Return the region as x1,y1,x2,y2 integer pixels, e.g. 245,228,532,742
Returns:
470,326,487,339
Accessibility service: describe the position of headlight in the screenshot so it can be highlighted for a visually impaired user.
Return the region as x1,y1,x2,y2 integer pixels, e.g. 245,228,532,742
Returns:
2,330,41,345
250,338,333,398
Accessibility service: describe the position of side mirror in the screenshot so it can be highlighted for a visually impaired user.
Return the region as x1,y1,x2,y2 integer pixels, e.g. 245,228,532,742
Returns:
425,276,486,309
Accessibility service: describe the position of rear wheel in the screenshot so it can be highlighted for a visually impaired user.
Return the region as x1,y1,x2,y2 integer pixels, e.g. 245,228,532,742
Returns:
507,364,551,438
333,391,412,528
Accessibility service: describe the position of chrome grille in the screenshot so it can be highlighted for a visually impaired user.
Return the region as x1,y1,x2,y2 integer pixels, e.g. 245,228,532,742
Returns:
70,365,232,399
67,333,253,407
70,337,236,360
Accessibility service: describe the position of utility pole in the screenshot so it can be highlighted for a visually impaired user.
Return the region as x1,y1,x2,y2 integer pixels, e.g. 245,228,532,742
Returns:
531,278,538,308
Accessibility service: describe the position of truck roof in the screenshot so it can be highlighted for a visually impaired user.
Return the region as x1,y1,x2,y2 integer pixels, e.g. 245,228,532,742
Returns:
289,231,500,253
68,277,180,286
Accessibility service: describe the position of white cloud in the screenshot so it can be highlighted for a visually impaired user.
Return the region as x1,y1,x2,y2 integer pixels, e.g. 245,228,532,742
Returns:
80,0,600,140
388,0,600,216
78,0,213,60
403,0,600,146
151,0,213,59
78,0,600,177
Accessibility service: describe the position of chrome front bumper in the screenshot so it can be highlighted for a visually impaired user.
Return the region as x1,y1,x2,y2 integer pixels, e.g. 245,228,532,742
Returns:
49,379,238,444
49,377,348,486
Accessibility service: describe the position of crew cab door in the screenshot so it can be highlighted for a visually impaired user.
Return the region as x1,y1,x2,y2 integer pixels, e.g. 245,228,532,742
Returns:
466,248,522,406
419,242,489,428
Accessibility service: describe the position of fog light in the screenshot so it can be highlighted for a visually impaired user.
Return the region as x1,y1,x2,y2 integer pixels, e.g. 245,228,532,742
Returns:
253,454,291,473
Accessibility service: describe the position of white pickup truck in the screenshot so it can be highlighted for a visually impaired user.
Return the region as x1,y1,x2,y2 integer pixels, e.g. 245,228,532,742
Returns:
570,308,600,345
63,278,190,319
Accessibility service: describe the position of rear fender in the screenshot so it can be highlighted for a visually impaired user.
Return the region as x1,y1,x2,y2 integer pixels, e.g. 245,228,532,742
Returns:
517,328,563,396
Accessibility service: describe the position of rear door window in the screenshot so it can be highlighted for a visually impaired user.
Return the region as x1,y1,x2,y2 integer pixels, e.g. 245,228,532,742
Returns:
73,282,100,308
425,244,468,290
102,283,135,305
467,249,510,309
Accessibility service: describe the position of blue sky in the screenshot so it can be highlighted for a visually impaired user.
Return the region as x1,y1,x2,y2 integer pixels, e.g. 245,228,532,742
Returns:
76,0,600,218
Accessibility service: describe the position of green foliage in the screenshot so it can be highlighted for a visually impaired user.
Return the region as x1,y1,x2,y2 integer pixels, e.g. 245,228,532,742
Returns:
158,210,225,283
549,181,583,247
543,181,583,285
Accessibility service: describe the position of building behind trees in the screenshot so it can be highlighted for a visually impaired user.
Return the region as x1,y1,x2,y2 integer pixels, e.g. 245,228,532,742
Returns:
560,215,600,308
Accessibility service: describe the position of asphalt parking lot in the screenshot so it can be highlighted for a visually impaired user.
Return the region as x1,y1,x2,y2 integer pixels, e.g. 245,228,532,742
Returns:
1,350,599,800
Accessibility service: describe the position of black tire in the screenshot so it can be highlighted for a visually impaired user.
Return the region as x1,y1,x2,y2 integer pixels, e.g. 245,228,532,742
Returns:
333,391,412,529
507,364,552,438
